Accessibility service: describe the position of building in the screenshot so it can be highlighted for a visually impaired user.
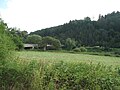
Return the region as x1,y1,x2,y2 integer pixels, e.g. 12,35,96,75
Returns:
24,44,38,49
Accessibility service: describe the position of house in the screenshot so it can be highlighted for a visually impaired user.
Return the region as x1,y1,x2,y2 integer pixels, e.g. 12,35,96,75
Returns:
24,44,38,49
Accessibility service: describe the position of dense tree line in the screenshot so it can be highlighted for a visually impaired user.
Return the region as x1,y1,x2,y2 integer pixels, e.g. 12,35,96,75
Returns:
30,11,120,48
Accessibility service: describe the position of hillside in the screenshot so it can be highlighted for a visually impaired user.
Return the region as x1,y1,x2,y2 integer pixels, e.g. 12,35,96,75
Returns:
30,11,120,48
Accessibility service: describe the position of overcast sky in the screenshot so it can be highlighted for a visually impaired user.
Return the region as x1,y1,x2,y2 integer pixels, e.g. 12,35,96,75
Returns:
0,0,120,33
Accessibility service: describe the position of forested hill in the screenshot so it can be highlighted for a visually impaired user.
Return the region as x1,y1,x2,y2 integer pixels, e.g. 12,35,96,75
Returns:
30,11,120,48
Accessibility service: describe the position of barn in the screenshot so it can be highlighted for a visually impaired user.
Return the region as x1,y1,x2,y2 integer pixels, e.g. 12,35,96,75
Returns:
24,44,38,49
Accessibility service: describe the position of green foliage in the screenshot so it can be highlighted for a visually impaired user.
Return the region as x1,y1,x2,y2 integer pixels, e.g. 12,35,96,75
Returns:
25,34,42,44
73,48,81,52
0,60,38,90
87,47,104,52
0,19,15,62
65,38,76,50
8,28,28,42
73,47,87,52
20,30,28,42
114,51,120,55
8,28,24,50
41,36,61,50
12,35,23,50
31,11,120,48
1,59,120,90
80,47,87,52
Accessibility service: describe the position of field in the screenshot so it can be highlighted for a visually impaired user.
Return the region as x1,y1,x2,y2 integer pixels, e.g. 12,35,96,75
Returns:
17,51,120,67
1,51,120,90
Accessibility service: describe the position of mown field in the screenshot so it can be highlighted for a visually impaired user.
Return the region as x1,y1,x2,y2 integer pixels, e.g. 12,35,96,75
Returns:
17,51,120,67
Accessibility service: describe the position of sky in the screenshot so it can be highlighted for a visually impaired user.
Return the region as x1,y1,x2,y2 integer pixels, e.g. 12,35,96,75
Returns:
0,0,120,33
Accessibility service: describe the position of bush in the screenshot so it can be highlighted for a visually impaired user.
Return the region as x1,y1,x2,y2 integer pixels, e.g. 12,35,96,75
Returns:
114,51,120,55
1,60,120,90
86,47,103,52
73,48,81,52
0,60,38,90
42,62,120,90
73,47,87,52
0,20,15,63
103,47,112,52
0,19,16,89
80,47,87,52
104,53,111,56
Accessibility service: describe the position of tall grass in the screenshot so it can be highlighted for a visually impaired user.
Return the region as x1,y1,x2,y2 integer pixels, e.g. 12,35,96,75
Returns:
1,58,120,90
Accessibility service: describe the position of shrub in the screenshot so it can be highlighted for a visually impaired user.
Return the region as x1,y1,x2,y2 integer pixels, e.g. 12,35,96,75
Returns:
0,19,16,89
0,19,15,63
0,60,39,90
103,47,112,52
114,51,120,55
80,47,87,52
0,67,21,90
1,60,120,90
73,48,81,52
104,53,111,56
42,62,120,90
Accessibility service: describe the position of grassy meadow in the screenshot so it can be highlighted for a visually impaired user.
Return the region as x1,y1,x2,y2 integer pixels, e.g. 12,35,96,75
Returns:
17,51,120,67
